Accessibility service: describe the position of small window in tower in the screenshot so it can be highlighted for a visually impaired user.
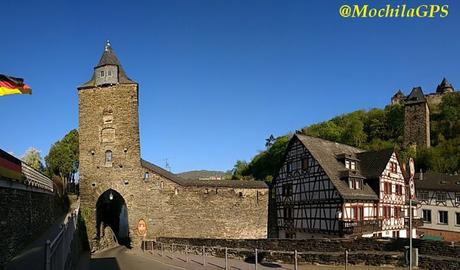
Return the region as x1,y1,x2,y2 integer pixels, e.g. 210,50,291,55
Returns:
100,70,105,77
108,70,113,77
105,150,112,166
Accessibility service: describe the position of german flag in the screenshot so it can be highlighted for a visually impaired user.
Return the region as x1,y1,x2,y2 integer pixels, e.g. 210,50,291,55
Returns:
0,74,32,96
0,149,22,181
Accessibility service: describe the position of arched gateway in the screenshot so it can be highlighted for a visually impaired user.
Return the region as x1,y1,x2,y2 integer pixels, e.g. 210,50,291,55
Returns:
78,41,269,251
96,189,130,246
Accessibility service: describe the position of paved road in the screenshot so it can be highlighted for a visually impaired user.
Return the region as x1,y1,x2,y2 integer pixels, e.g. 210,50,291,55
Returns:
78,246,188,270
78,246,408,270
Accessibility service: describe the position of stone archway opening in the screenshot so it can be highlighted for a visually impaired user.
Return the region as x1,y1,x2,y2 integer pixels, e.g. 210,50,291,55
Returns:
96,189,131,247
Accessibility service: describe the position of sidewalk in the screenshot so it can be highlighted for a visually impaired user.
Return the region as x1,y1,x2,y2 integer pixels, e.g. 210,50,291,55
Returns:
4,199,79,270
131,249,408,270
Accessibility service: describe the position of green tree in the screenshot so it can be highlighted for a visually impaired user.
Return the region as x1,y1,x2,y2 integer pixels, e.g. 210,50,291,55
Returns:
45,129,79,193
21,147,45,172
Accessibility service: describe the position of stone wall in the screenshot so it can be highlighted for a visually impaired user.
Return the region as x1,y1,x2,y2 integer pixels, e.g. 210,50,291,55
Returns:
78,84,268,251
155,237,460,269
0,187,57,268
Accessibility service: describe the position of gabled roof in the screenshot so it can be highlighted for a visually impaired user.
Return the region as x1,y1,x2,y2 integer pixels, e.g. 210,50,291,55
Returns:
141,159,267,189
294,134,379,200
78,41,136,89
405,87,426,105
358,148,395,179
415,172,460,192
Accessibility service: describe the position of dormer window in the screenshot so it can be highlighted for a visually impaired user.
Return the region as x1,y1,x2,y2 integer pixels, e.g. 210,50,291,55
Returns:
348,178,363,190
345,160,356,170
350,161,356,170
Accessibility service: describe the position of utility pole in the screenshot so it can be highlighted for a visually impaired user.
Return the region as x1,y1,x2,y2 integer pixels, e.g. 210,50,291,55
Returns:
408,158,415,270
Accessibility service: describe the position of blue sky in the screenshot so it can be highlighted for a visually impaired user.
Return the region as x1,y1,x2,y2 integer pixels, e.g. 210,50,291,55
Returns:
1,0,459,173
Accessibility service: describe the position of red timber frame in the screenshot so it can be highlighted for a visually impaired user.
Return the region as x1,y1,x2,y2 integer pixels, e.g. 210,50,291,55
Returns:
378,152,408,233
275,137,342,237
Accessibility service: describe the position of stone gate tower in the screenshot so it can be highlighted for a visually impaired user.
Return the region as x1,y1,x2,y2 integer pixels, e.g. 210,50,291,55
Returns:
403,87,430,148
77,41,268,250
78,41,141,246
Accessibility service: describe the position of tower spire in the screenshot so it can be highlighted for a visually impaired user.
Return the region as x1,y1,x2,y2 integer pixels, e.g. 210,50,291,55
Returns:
105,40,111,52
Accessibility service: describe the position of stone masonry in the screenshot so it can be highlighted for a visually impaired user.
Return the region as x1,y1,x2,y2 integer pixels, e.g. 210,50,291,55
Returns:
78,42,268,250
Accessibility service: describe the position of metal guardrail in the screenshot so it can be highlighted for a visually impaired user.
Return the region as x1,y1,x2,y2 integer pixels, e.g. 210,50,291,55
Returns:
44,207,79,270
22,163,53,192
141,241,335,270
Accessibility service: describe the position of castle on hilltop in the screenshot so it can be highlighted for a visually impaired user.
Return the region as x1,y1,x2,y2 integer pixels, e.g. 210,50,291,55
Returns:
390,78,456,149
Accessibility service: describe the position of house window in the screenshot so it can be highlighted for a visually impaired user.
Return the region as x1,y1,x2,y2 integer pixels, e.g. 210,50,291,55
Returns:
301,158,309,171
285,232,296,239
355,206,363,220
436,192,447,202
439,211,448,224
284,207,293,221
422,209,431,223
286,162,292,173
144,172,149,180
350,161,356,170
390,162,397,173
383,182,392,194
282,183,293,196
108,70,113,77
456,194,460,204
383,206,391,218
395,207,401,218
355,179,361,189
100,70,105,77
456,213,460,226
345,160,350,169
419,192,429,201
105,150,112,165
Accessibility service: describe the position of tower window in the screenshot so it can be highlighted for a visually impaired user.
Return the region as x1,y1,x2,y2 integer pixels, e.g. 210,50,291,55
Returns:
108,70,113,77
100,70,105,77
105,150,112,164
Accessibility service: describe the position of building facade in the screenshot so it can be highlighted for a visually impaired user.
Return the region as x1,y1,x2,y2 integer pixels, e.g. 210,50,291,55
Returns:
78,42,268,249
416,172,460,242
274,134,418,239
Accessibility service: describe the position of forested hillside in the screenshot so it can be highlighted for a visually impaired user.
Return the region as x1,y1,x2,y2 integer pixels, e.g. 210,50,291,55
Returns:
234,92,460,183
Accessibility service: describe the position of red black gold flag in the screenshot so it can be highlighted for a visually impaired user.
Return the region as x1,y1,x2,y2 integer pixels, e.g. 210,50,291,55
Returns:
0,74,32,96
0,149,22,181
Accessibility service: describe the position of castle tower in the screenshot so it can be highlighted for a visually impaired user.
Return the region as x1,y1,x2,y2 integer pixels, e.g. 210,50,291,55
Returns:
436,77,454,94
403,87,430,148
391,89,405,105
78,41,140,246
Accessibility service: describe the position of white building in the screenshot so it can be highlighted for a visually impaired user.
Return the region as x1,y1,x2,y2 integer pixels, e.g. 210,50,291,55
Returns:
416,172,460,241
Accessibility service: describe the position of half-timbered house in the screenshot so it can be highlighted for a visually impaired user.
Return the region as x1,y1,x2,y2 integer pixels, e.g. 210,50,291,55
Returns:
416,172,460,241
274,134,417,239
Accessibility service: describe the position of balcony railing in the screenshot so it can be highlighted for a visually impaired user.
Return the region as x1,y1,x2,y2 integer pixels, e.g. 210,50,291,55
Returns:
340,219,383,235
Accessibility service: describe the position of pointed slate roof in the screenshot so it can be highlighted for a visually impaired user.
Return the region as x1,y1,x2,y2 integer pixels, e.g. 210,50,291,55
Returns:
78,41,136,89
294,134,379,200
392,89,405,98
436,77,454,93
405,87,426,105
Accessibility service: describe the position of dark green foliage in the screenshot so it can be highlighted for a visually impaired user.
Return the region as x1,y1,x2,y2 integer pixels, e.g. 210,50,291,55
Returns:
237,92,460,180
45,129,79,193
